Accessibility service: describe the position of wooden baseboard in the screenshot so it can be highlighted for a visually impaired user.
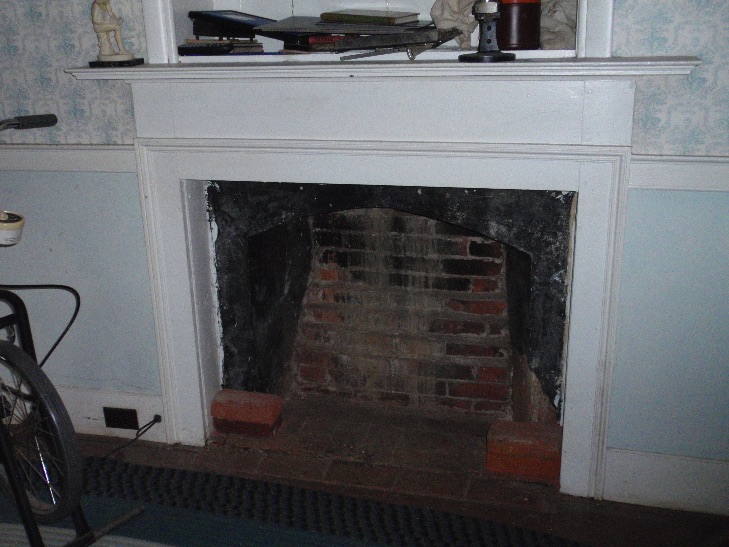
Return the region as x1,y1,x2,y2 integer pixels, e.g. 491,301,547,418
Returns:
56,385,168,444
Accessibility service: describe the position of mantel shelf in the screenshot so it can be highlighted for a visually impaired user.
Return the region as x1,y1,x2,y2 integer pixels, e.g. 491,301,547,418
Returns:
66,56,699,82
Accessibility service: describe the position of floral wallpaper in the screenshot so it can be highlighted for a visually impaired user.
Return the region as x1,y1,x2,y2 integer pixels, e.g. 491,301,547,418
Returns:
0,0,727,155
613,0,729,156
0,1,145,144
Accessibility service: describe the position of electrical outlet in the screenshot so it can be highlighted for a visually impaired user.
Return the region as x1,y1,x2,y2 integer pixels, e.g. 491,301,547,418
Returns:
103,407,139,430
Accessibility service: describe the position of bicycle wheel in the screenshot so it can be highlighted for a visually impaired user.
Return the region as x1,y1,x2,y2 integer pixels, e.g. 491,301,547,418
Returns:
0,340,83,523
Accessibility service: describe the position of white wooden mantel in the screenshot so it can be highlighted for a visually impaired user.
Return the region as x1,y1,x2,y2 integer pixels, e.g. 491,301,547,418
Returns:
68,56,699,505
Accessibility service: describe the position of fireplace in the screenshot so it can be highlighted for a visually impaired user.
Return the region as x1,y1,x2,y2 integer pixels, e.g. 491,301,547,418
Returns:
208,181,575,423
68,56,697,499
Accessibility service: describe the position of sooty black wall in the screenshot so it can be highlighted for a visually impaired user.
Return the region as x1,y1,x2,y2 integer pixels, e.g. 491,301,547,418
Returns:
207,181,574,406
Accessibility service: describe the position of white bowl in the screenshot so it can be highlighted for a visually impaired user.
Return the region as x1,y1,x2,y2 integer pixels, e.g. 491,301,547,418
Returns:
0,211,25,246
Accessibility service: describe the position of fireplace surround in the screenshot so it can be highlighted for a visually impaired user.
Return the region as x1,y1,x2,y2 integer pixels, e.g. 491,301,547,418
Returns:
69,55,697,500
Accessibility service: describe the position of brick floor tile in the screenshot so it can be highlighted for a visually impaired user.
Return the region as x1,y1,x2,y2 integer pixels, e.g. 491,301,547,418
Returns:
192,446,265,477
466,474,558,513
394,468,470,499
325,459,400,490
257,451,331,482
112,440,199,470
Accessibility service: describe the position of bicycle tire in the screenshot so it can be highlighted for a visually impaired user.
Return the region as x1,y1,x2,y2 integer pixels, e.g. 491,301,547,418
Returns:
0,340,83,523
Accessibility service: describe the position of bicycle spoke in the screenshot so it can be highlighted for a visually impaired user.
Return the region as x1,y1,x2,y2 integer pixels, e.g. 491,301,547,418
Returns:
4,381,64,508
15,443,64,506
0,345,82,522
35,437,58,505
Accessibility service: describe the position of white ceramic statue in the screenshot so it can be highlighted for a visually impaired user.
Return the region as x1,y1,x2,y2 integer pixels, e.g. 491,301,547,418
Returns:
91,0,133,61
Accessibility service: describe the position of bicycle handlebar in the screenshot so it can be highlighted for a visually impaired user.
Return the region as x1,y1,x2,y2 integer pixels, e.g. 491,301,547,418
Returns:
0,114,58,131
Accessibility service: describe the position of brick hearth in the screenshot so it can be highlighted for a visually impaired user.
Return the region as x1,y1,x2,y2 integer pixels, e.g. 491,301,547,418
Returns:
77,393,729,547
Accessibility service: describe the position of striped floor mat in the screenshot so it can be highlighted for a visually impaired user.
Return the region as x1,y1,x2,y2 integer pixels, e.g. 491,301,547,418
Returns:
77,456,583,547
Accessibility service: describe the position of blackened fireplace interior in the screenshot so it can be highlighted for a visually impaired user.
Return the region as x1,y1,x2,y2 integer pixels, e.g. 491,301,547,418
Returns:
208,181,575,422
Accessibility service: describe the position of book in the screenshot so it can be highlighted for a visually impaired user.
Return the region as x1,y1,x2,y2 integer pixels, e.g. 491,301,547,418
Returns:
188,10,275,39
280,34,346,52
319,9,419,25
256,16,427,38
180,37,264,56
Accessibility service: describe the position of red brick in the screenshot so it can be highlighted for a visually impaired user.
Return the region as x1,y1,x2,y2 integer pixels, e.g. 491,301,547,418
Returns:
428,319,486,335
319,287,336,303
475,366,510,384
485,421,562,485
299,365,328,384
210,389,283,437
487,421,562,457
449,381,510,400
311,308,345,323
486,453,561,486
471,278,499,293
434,363,474,381
474,400,510,412
468,241,503,259
298,325,331,345
445,343,506,358
294,348,333,368
446,300,506,315
319,288,361,305
442,258,502,276
317,267,341,281
397,338,435,357
362,333,393,353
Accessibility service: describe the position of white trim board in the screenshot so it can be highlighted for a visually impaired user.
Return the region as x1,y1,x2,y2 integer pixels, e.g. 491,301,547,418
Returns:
603,448,729,516
136,138,629,502
629,155,729,192
0,145,136,173
56,385,168,444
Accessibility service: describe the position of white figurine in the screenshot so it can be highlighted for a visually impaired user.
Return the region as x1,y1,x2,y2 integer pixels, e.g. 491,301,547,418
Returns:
91,0,133,61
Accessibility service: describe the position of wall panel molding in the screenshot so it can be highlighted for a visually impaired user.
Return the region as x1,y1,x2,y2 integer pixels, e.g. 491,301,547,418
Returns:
630,155,729,192
604,447,729,516
0,145,135,173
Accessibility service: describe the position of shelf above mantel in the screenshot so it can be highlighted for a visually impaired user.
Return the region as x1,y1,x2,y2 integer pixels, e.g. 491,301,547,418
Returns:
66,56,699,82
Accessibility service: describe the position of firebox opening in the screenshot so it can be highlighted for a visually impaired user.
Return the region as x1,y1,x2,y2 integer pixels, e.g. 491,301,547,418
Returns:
208,181,574,423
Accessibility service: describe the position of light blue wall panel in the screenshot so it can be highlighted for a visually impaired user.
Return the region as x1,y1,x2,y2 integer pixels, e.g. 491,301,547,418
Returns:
608,189,729,460
0,170,160,395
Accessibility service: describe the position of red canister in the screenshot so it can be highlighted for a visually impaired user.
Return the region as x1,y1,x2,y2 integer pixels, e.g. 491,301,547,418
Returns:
497,0,541,50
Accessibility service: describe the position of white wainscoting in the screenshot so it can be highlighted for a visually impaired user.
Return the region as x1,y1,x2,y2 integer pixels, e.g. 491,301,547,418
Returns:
56,385,167,443
629,155,729,192
0,145,164,443
606,154,729,516
0,145,135,173
603,448,729,516
3,143,727,515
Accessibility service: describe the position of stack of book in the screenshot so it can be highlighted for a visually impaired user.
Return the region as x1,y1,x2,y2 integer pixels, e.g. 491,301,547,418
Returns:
180,38,264,55
178,9,457,56
276,9,423,52
178,10,270,56
255,12,442,53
